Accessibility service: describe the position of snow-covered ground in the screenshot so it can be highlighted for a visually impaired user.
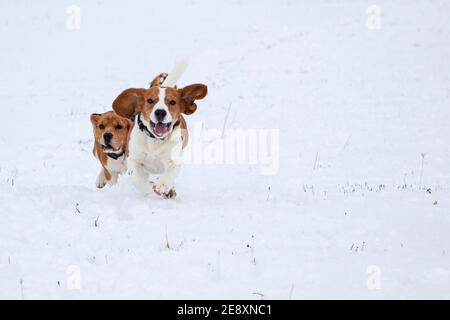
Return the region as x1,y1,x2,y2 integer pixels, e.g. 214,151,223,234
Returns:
1,0,450,299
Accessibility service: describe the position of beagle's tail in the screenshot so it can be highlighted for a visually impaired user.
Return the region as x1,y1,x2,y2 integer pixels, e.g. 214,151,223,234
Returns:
162,59,188,87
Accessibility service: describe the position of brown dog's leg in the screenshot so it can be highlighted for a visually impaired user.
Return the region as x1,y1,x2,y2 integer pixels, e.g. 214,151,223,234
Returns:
96,167,112,189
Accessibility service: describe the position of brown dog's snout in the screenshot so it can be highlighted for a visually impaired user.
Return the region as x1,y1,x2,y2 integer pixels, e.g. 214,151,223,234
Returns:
103,132,113,143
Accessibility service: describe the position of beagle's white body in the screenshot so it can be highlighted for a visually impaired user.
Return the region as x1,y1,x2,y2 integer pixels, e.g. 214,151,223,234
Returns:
127,120,183,196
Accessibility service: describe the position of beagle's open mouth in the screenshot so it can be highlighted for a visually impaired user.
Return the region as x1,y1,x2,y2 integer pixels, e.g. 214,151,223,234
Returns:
150,121,171,136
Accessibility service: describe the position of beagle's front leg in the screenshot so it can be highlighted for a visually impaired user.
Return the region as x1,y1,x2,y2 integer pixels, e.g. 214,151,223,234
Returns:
153,160,180,198
127,158,154,195
153,137,183,198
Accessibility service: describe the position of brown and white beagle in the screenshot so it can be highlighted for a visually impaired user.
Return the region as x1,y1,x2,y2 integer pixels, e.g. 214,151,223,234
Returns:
112,64,207,198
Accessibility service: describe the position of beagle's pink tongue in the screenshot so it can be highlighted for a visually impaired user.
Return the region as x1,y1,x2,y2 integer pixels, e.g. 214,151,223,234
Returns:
154,123,168,136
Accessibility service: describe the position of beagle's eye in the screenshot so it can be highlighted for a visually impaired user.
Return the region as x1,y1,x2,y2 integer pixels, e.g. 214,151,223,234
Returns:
99,124,105,130
116,125,123,130
169,100,176,106
147,98,154,104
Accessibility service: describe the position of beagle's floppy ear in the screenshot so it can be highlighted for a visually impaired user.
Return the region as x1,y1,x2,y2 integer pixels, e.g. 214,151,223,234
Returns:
112,88,146,120
180,84,208,115
90,113,102,126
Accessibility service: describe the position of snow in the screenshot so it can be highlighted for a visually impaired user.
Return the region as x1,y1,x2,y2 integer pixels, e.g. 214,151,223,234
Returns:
1,0,450,299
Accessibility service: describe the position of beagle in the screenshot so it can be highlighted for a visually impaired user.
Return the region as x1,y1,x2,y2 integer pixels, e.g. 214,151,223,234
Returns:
90,111,133,188
112,65,207,198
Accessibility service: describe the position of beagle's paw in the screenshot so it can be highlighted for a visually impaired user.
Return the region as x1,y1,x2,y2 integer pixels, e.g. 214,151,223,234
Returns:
153,180,177,198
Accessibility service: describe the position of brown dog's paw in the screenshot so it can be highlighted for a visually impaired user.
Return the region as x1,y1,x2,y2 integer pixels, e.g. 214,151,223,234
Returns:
96,176,107,189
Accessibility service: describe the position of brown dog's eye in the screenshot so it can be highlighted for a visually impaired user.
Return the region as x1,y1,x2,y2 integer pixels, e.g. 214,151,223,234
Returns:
116,125,123,130
147,98,154,104
169,100,176,105
99,124,105,130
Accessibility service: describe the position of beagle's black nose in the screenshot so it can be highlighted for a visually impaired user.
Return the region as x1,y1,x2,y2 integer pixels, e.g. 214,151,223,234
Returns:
154,109,167,122
103,132,113,143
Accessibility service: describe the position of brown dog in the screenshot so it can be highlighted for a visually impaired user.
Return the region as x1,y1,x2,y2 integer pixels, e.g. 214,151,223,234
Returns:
90,111,133,188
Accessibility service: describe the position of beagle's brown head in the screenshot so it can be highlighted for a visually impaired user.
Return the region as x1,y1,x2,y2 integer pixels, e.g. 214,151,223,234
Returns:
90,111,133,154
140,84,208,138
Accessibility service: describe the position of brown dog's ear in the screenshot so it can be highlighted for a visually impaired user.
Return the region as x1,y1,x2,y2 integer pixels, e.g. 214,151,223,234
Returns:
90,113,101,126
125,118,133,130
112,88,145,120
150,73,168,88
180,84,208,115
